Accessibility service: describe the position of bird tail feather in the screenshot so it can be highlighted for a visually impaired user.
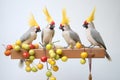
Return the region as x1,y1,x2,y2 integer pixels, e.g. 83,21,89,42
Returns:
105,51,112,61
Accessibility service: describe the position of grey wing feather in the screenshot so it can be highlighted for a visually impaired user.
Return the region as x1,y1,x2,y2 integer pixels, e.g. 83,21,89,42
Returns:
20,31,31,42
41,30,44,43
69,30,81,43
91,29,106,49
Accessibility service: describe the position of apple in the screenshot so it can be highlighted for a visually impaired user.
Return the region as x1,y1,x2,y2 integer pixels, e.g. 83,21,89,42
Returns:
22,44,30,50
50,76,56,80
61,56,68,62
40,56,47,62
31,66,38,72
15,40,22,46
49,52,56,58
25,66,31,72
52,65,59,72
4,50,11,56
29,49,35,56
80,52,88,59
24,44,30,50
75,42,82,49
47,58,53,63
46,70,52,77
46,44,52,50
80,59,86,64
55,55,60,60
25,60,31,66
29,44,35,49
34,43,39,49
56,49,62,55
49,60,56,66
6,44,13,50
29,56,35,61
22,52,30,59
49,49,54,54
37,63,44,70
14,45,21,51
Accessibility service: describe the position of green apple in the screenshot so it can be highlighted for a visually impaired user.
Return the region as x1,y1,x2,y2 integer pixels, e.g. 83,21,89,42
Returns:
22,44,30,50
24,44,30,50
61,56,68,62
29,49,35,56
31,66,38,72
80,59,86,64
55,55,60,60
46,70,52,77
14,45,21,51
50,52,56,58
56,49,62,55
29,56,35,61
25,66,31,72
49,49,55,54
46,44,52,50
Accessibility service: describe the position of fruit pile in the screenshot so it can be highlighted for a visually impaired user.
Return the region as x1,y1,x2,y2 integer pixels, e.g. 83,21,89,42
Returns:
4,39,93,80
4,40,69,80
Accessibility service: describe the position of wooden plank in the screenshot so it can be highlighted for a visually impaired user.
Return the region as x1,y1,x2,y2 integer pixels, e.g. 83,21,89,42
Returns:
11,48,105,59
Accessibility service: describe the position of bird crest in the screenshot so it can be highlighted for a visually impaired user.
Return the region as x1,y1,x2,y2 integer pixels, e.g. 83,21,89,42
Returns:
61,8,69,25
28,14,39,27
86,7,96,23
43,7,54,24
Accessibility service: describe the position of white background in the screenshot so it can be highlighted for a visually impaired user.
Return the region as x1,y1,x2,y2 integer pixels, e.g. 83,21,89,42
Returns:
0,0,120,80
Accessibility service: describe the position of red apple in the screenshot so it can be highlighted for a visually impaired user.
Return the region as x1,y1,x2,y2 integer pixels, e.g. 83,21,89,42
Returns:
22,52,30,58
6,44,13,50
40,56,47,62
4,50,11,56
29,44,35,49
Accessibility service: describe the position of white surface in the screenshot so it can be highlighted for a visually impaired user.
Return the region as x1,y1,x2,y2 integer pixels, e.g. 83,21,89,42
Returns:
0,0,120,80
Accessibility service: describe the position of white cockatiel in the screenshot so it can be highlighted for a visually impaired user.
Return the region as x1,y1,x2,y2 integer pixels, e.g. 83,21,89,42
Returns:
19,14,41,67
59,9,83,48
82,7,111,61
41,7,55,46
20,14,41,44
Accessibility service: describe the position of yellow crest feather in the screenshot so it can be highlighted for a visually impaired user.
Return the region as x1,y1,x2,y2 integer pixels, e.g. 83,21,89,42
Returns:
86,7,96,23
61,8,69,25
43,7,53,23
29,14,39,27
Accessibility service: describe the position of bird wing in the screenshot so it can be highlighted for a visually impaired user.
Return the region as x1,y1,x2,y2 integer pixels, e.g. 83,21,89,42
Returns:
69,30,81,43
20,29,31,42
41,29,44,43
91,28,106,49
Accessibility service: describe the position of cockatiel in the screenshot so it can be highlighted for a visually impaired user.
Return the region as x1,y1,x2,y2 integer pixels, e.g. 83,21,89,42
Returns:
59,9,82,48
41,7,55,46
19,14,41,67
20,14,41,44
82,7,111,61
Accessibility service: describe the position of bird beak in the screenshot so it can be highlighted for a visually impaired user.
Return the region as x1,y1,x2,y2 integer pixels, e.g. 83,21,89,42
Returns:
50,25,55,30
83,21,88,28
82,24,88,29
59,25,64,31
36,26,41,33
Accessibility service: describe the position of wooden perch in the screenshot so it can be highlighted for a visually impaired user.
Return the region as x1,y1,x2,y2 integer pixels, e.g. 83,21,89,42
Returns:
11,48,105,59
